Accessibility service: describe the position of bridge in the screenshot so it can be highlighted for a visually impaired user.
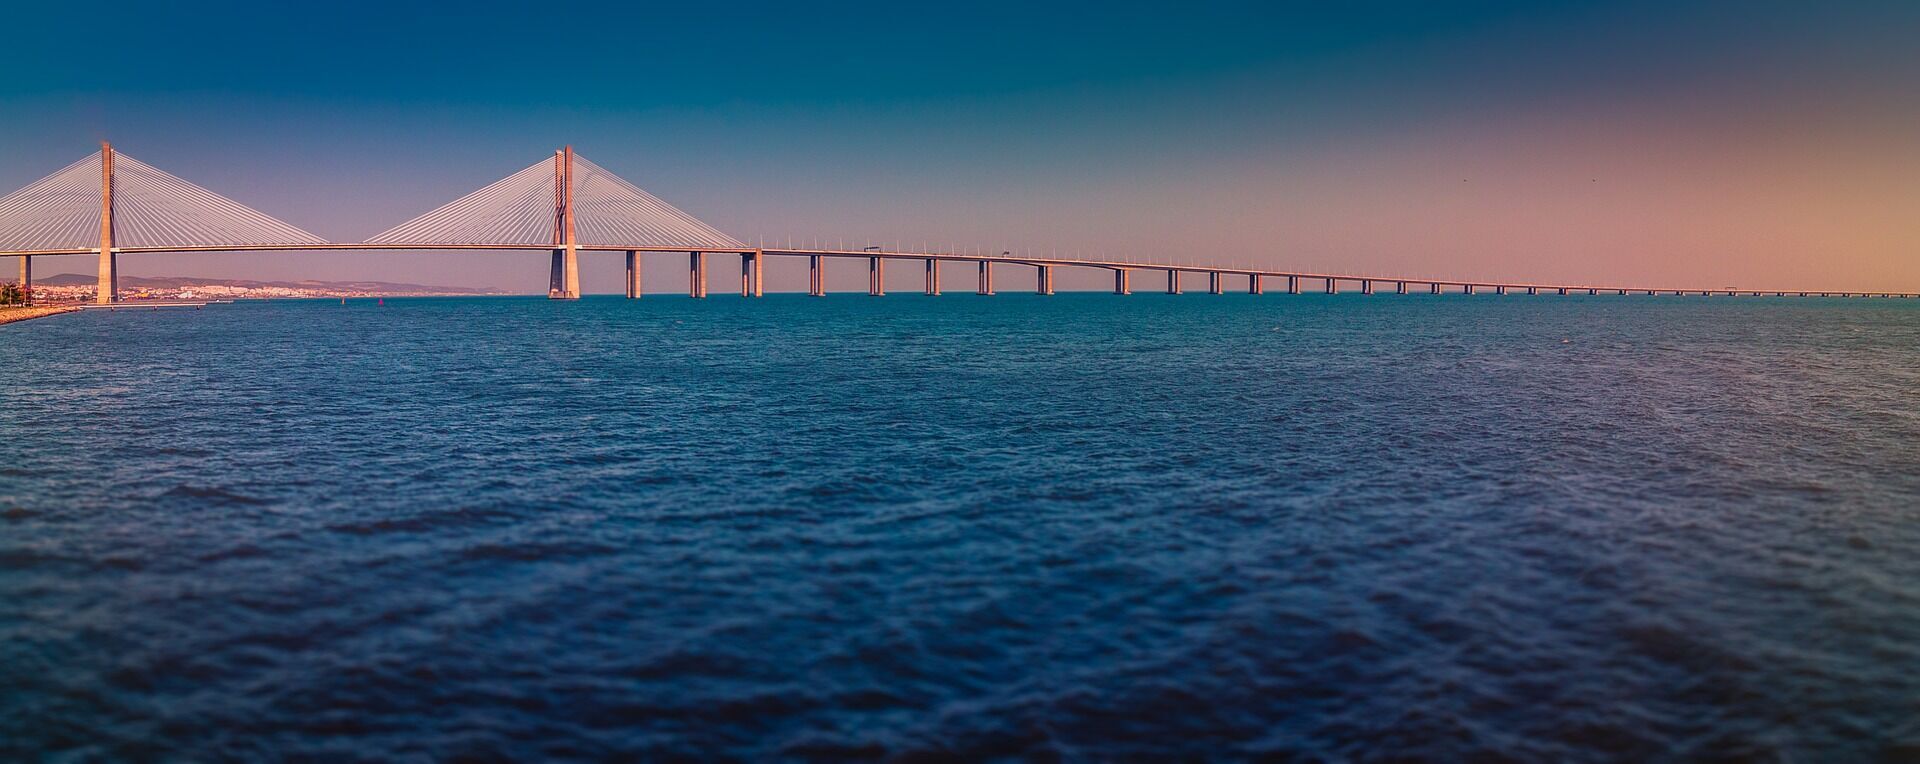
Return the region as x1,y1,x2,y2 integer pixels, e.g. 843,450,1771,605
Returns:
3,143,1914,304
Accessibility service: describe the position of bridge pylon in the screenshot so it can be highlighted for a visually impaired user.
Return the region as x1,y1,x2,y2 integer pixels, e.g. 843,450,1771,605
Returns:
98,143,117,304
549,147,580,299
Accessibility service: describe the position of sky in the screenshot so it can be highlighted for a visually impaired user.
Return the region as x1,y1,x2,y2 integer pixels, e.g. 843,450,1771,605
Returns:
2,0,1916,293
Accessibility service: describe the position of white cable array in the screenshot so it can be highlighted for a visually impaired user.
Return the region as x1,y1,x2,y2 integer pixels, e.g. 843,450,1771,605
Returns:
365,153,742,249
0,153,106,251
0,151,324,251
111,155,326,247
363,160,556,245
569,155,741,249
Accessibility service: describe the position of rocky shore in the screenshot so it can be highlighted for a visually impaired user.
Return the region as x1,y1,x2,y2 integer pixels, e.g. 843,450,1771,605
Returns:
0,306,81,326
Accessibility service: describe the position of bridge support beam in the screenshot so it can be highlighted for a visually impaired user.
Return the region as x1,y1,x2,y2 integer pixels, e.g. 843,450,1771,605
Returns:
1395,281,1407,294
1115,269,1131,295
1430,282,1442,294
1496,285,1508,296
17,256,29,305
869,257,885,296
977,261,994,295
1288,276,1300,294
1361,280,1374,295
1526,286,1538,295
924,259,940,295
741,254,753,297
688,251,707,298
1167,270,1181,294
1037,265,1054,295
1325,278,1337,294
809,255,825,296
625,250,640,298
753,250,765,297
1464,284,1476,295
1249,274,1263,294
1208,272,1223,294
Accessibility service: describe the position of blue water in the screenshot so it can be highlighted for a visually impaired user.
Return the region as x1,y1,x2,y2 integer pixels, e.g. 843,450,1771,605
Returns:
3,294,1918,760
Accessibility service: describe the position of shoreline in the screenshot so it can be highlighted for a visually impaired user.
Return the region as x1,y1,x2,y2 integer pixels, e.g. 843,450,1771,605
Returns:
0,306,82,326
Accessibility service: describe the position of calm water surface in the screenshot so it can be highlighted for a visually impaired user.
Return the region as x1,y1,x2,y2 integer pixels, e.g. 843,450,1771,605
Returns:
3,294,1918,760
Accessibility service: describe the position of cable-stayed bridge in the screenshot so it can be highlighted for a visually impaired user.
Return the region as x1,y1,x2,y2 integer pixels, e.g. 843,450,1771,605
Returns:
2,144,1913,304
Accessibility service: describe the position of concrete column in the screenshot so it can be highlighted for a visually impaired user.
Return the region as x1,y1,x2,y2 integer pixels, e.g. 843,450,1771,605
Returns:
1556,287,1567,296
1249,274,1263,295
1588,288,1598,296
1115,269,1131,295
1037,265,1054,295
1208,272,1223,294
977,261,994,295
741,254,754,297
1167,270,1181,294
1325,278,1337,294
1526,286,1538,295
625,250,640,298
809,255,824,296
1430,282,1442,294
18,256,29,305
1361,280,1374,296
1395,281,1407,294
689,251,707,298
1464,284,1476,295
97,142,116,304
1288,276,1300,294
869,257,885,296
924,258,940,295
563,247,580,299
1496,285,1508,295
753,250,765,297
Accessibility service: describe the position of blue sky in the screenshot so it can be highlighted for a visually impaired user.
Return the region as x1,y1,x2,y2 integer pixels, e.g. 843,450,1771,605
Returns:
3,1,1915,291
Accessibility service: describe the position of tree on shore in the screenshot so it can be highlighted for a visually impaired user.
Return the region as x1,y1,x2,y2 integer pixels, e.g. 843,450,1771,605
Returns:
0,282,23,306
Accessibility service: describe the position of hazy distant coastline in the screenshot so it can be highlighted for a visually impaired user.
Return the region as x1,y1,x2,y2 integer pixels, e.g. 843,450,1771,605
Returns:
24,273,510,302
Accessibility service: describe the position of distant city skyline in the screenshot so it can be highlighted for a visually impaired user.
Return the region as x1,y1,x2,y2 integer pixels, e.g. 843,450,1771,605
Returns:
4,0,1916,293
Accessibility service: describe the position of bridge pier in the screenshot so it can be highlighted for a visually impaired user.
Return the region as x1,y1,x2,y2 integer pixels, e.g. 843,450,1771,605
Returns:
1430,282,1442,294
869,257,885,296
1115,269,1131,295
1526,286,1538,295
1167,270,1181,294
1037,265,1054,295
977,261,994,295
1496,285,1509,296
1361,280,1374,295
753,250,765,297
1325,278,1337,294
17,256,29,305
1395,281,1407,294
924,259,940,295
1288,276,1300,294
625,250,640,298
1249,274,1263,294
1208,272,1222,294
1464,284,1476,295
808,255,824,296
688,251,707,298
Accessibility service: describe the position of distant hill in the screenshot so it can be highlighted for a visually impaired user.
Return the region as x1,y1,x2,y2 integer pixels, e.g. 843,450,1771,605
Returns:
33,273,505,294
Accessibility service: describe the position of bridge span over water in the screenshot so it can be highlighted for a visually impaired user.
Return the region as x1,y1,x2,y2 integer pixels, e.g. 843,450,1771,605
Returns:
3,144,1914,303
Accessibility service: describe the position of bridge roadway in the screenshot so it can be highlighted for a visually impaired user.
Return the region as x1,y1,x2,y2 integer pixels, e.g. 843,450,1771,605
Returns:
6,242,1917,300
